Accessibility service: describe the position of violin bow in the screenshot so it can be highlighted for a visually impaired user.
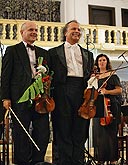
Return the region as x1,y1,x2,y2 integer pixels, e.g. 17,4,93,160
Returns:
89,62,128,90
118,51,128,64
98,62,125,91
98,71,114,92
9,107,40,151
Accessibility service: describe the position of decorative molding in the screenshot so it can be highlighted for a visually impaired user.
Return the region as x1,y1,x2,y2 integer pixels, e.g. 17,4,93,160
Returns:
0,0,60,22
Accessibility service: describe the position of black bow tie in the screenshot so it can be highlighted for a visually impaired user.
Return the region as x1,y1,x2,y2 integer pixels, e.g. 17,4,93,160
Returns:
27,44,35,50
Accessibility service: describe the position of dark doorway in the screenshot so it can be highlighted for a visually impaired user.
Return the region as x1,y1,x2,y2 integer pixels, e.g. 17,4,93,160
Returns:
89,5,115,26
122,8,128,27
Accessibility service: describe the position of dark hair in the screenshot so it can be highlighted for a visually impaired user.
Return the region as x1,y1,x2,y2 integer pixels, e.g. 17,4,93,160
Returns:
94,54,112,72
62,20,80,41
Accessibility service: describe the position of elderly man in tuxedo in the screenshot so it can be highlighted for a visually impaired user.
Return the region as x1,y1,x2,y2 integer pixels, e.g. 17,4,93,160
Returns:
1,21,50,165
48,20,94,165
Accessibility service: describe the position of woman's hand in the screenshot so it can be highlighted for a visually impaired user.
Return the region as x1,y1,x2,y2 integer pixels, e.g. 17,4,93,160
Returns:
91,73,99,79
99,87,107,94
99,86,122,95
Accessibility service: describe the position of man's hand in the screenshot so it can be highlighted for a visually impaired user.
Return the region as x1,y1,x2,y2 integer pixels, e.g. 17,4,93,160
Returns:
3,99,11,110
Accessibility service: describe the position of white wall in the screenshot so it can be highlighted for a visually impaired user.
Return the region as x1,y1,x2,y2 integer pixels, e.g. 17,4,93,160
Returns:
60,0,88,24
60,0,128,26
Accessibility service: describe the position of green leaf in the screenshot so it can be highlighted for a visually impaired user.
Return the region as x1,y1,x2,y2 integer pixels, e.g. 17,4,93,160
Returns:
33,81,40,95
18,88,30,103
17,77,45,103
36,77,44,93
38,57,43,65
50,71,54,80
29,86,36,99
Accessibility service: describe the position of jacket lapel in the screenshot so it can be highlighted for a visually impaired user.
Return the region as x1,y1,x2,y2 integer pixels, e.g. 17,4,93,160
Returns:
16,42,32,78
56,44,67,68
35,46,40,60
79,46,89,76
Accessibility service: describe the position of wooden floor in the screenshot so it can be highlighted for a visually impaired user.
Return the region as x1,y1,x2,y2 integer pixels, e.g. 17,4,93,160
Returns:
0,142,53,164
39,143,128,165
45,142,53,163
0,141,127,164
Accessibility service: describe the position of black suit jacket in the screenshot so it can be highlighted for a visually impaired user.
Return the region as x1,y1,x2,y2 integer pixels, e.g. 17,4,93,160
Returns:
48,43,94,88
1,42,47,102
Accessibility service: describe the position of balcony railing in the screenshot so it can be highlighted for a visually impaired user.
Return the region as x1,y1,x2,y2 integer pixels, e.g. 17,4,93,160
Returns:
0,19,128,50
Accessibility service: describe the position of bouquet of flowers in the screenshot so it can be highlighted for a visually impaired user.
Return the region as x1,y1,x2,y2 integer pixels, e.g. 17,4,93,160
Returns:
18,57,55,113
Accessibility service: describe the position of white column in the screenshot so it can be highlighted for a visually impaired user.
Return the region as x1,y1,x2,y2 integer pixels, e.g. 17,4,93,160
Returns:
115,5,122,26
60,0,89,24
74,0,89,24
60,0,75,23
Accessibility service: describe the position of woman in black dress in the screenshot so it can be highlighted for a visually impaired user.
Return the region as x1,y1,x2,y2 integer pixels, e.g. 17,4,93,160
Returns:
93,54,122,165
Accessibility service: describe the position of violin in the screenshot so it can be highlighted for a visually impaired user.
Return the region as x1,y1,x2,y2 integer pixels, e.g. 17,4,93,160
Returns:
35,94,55,114
78,86,98,119
100,97,113,126
78,62,126,120
78,67,114,120
34,79,55,114
78,66,99,119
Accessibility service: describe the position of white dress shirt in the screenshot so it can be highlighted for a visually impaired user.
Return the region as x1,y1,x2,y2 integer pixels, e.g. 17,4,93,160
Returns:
23,41,36,77
64,41,83,77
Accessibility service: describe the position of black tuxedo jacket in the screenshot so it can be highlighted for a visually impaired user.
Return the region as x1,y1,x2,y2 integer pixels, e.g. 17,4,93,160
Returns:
1,42,47,102
48,43,94,88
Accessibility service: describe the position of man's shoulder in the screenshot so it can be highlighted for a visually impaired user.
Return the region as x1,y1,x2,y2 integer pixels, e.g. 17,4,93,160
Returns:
78,44,87,51
35,45,48,52
48,43,64,51
5,42,23,52
6,42,21,48
79,45,93,53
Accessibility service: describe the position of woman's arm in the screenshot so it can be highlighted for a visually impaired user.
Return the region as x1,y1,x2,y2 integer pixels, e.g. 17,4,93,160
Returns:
100,86,122,95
